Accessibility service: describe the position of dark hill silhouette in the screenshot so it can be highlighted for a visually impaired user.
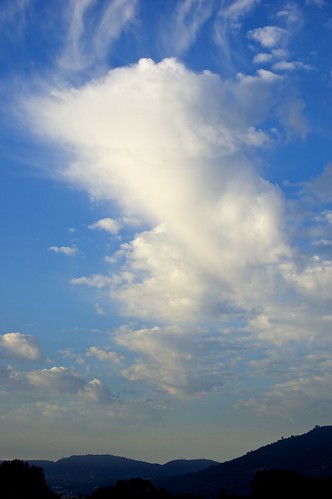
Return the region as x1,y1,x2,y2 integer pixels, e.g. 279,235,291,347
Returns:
154,425,332,497
161,459,219,476
28,455,218,496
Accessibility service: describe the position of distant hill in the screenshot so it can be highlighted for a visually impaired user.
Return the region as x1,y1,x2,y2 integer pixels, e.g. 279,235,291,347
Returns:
154,425,332,497
28,455,218,496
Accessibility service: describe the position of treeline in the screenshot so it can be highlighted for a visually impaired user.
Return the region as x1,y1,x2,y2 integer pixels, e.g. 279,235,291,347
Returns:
0,459,58,498
218,469,332,498
0,460,331,498
87,477,200,498
87,471,332,499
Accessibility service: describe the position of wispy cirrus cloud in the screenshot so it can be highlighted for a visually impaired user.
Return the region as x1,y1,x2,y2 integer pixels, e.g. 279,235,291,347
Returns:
213,0,261,69
305,0,327,8
0,0,31,38
57,0,95,71
161,0,214,55
218,0,261,22
93,0,138,59
58,0,138,71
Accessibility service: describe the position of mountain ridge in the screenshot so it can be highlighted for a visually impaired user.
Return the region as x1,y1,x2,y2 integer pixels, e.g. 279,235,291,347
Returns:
23,425,332,496
154,425,332,496
28,455,218,495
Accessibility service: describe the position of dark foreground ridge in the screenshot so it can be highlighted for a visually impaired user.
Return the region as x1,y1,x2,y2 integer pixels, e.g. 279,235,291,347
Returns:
154,425,332,497
1,425,329,497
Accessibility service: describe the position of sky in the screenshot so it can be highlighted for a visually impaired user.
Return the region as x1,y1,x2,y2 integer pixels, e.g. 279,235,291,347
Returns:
0,0,331,464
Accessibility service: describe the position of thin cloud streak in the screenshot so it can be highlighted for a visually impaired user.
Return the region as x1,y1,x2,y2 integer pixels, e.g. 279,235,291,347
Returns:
58,0,138,71
161,0,214,55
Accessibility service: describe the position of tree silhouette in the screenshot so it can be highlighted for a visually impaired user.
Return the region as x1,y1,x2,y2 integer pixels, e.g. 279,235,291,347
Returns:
88,478,171,499
88,477,202,499
249,469,332,498
0,459,58,498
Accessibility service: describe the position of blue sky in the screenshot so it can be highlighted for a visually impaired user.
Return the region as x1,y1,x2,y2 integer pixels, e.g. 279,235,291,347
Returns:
0,0,331,463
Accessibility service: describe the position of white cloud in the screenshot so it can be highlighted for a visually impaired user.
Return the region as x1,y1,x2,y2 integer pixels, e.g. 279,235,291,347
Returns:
0,0,31,37
0,333,41,360
161,0,214,55
49,245,78,256
86,346,123,363
272,61,296,72
214,0,261,68
236,68,283,83
280,258,332,301
238,126,270,146
272,60,313,72
305,0,326,7
277,97,308,140
248,26,288,48
71,274,114,288
121,216,141,226
58,0,138,71
302,164,332,202
240,371,332,417
57,0,95,70
312,239,332,247
253,52,272,64
109,225,206,321
26,58,291,324
81,378,113,404
271,48,289,59
218,0,261,22
115,325,225,397
0,365,22,387
89,217,121,234
94,0,138,59
95,303,105,315
248,303,332,344
27,366,114,404
324,210,332,224
34,401,65,418
276,4,303,28
23,57,331,400
252,48,290,67
27,366,84,393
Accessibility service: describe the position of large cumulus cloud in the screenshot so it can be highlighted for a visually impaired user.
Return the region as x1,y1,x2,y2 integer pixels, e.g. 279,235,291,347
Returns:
22,57,331,407
25,57,290,321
